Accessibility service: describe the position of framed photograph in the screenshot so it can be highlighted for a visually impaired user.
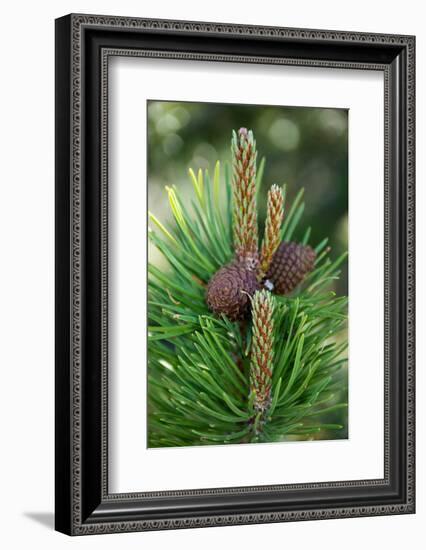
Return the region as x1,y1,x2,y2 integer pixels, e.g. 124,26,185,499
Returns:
55,14,415,535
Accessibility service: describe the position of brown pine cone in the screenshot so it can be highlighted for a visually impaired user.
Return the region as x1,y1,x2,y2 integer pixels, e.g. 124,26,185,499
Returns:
265,241,316,295
206,261,260,321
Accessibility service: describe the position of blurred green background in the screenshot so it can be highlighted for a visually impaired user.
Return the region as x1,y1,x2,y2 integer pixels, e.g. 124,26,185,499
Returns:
147,100,348,440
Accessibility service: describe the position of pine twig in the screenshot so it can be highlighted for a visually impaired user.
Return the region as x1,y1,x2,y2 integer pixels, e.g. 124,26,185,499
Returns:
250,290,275,414
231,128,259,270
260,184,285,276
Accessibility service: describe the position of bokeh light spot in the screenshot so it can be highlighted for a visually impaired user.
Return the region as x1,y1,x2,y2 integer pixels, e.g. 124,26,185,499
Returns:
190,142,218,169
156,113,181,135
268,118,300,151
318,109,347,136
171,106,191,127
162,133,183,156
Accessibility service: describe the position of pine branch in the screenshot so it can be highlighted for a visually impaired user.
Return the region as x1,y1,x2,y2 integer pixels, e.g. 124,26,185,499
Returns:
147,128,348,448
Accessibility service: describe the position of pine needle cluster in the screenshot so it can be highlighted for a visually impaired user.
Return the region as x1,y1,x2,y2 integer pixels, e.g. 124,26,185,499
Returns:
147,129,348,447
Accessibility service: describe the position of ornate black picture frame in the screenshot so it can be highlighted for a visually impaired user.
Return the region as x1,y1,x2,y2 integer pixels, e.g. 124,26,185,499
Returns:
55,13,415,535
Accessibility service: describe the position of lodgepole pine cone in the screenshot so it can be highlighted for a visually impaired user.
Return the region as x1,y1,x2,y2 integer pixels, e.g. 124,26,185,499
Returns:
206,262,260,321
265,241,316,295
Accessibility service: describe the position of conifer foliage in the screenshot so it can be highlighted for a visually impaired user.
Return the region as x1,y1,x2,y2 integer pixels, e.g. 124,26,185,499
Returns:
148,128,348,447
